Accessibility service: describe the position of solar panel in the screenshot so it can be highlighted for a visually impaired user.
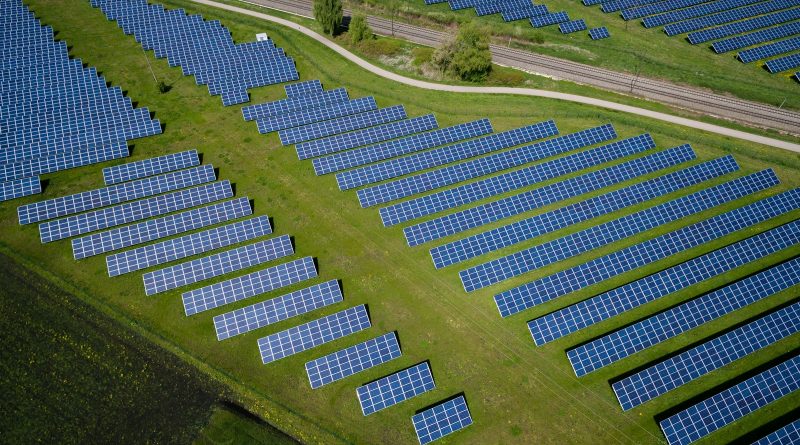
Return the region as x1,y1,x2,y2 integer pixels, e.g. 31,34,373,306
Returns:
337,120,560,193
412,396,473,445
659,354,800,445
284,79,323,98
529,218,800,346
381,133,656,228
491,176,792,314
753,420,800,445
72,197,252,259
242,88,349,121
603,0,663,14
640,0,764,27
183,256,317,316
738,36,800,63
664,0,796,36
19,164,215,225
0,140,129,183
257,97,377,133
567,256,800,377
106,215,270,277
502,5,550,21
688,8,800,44
357,363,436,416
305,332,401,389
312,119,493,175
712,21,800,53
296,114,438,160
474,0,534,16
430,152,733,267
0,175,40,202
530,11,570,27
613,301,800,410
559,19,587,33
102,150,199,185
214,280,343,341
279,105,407,146
143,235,294,295
766,53,800,73
258,305,371,364
40,180,233,244
589,27,610,39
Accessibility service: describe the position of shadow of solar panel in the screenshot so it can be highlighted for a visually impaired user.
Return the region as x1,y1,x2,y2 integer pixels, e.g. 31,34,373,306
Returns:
412,396,473,445
529,217,800,346
0,175,40,202
357,363,436,416
284,80,323,98
381,132,654,228
279,105,407,146
515,182,798,317
752,419,800,445
712,21,800,53
102,150,199,185
242,88,348,121
766,53,800,73
72,197,252,259
143,235,294,295
258,305,371,364
257,97,377,133
306,332,401,389
0,139,129,183
659,355,800,445
664,0,796,36
182,256,317,316
214,280,343,341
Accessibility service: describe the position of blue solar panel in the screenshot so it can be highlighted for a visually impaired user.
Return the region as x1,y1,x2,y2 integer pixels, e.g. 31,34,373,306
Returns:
258,305,371,364
381,132,656,228
279,106,407,146
688,8,800,44
106,214,269,277
753,420,800,445
502,5,550,21
412,396,473,445
712,21,800,53
639,0,764,26
659,354,800,445
284,80,323,98
739,36,800,63
529,218,800,346
72,197,252,259
589,27,610,39
531,11,570,27
664,0,797,36
40,180,233,243
357,363,436,416
143,235,294,295
567,256,800,377
0,175,40,202
560,19,587,33
474,0,533,16
491,177,792,315
214,280,343,341
19,164,215,225
429,152,733,267
305,332,401,389
102,150,199,185
296,114,438,160
766,53,800,73
337,120,561,193
603,0,662,14
183,256,317,316
613,301,800,410
312,119,493,175
257,97,377,133
241,88,349,121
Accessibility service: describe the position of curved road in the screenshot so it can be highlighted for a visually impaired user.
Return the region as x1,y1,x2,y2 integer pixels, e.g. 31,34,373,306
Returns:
240,0,800,136
193,0,800,152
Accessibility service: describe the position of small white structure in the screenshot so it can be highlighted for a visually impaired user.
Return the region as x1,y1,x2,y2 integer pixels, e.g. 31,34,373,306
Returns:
256,33,269,42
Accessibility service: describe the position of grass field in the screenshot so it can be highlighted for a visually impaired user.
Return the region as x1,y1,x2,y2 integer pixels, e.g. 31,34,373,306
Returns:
4,0,800,443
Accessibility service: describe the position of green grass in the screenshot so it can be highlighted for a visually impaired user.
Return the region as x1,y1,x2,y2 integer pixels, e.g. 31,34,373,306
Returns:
4,0,800,444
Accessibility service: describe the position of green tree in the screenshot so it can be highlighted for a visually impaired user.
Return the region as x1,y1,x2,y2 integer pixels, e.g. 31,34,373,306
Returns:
313,0,343,36
432,23,492,82
348,14,372,45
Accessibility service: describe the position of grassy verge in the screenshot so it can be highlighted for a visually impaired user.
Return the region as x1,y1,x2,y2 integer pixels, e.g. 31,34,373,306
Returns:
4,0,799,444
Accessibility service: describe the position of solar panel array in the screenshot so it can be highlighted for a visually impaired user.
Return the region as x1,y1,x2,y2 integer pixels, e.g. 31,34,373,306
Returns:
305,332,401,389
738,36,800,63
612,301,800,410
412,396,473,445
0,176,41,202
766,53,800,73
531,11,571,27
102,149,199,185
284,80,323,98
589,27,610,39
663,0,796,36
258,305,371,364
641,0,765,28
279,105,407,146
357,363,436,416
560,19,588,33
753,420,800,445
502,6,551,22
92,0,299,105
659,354,800,445
214,280,343,341
712,21,800,53
257,97,378,134
182,256,317,316
242,88,349,122
495,181,792,318
688,8,800,44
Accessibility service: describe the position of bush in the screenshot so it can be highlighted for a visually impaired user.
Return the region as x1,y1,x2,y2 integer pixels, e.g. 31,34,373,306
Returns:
432,23,492,82
157,81,171,93
412,47,433,66
313,0,342,36
348,14,372,45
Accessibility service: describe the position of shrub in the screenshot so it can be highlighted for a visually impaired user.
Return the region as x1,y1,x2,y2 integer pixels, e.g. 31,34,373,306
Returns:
313,0,343,36
411,47,433,66
432,23,492,81
348,14,372,45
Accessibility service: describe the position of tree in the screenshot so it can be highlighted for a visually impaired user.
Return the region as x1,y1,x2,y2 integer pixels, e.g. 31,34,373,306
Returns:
432,23,492,82
349,14,372,45
313,0,343,36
